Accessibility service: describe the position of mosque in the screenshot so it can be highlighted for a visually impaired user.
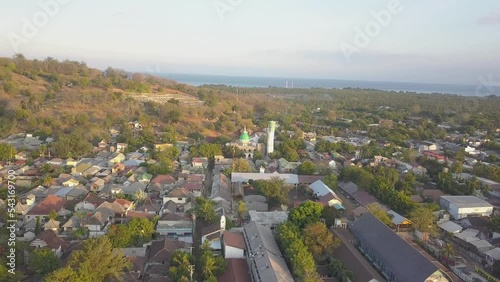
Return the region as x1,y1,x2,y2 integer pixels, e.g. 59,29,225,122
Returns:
226,126,263,159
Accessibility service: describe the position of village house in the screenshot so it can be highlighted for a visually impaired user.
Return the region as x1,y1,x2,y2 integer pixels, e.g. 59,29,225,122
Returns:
309,180,344,209
222,231,246,259
47,158,64,166
84,200,129,237
278,158,301,173
108,152,126,167
156,213,193,237
202,215,226,251
135,197,162,215
25,194,69,222
191,157,208,169
14,194,36,218
30,229,68,257
142,239,187,281
44,218,60,233
74,192,105,211
163,188,193,205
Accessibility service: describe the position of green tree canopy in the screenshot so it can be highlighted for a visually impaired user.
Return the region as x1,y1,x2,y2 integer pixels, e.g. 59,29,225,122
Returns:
0,143,16,161
47,236,131,281
193,197,217,224
366,203,393,226
168,250,193,282
289,201,324,228
254,176,290,206
29,248,60,277
107,217,155,248
409,205,438,236
297,160,316,175
52,133,93,158
232,158,254,172
303,222,340,261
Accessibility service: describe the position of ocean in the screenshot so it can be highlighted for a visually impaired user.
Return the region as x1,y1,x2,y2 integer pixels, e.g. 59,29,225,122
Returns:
160,73,484,96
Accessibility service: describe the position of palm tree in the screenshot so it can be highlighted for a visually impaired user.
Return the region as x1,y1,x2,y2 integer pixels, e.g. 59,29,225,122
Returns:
43,175,54,186
329,259,354,282
442,243,455,259
201,255,215,280
168,250,193,281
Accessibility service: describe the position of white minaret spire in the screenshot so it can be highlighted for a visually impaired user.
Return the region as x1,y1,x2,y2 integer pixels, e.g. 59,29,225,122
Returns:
267,121,276,154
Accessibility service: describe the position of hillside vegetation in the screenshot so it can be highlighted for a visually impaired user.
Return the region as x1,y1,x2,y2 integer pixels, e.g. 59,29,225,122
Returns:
1,54,499,151
0,55,263,144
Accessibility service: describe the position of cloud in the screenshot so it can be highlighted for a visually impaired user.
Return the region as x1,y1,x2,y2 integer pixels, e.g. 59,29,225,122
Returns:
477,11,500,25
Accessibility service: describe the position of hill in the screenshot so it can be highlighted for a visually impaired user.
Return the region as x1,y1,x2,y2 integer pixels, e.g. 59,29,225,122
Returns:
0,55,265,146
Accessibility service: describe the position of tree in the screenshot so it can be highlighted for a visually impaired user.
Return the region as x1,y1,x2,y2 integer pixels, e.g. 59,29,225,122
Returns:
286,239,317,279
450,161,464,174
48,210,58,220
133,190,147,202
366,203,393,226
323,174,338,190
193,197,217,224
402,148,417,163
409,205,437,237
168,251,193,282
303,222,340,261
35,216,41,235
297,160,316,175
197,240,226,281
107,217,155,248
322,205,341,228
237,200,247,223
44,266,79,282
232,158,254,172
441,243,455,259
107,224,132,248
329,259,354,282
53,236,131,281
52,133,93,158
0,143,16,161
491,215,500,233
127,217,155,246
29,248,60,276
254,176,290,205
40,163,54,173
289,201,323,228
191,143,222,158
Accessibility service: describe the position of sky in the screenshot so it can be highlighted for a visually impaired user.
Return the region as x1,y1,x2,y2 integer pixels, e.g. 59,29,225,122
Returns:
0,0,499,84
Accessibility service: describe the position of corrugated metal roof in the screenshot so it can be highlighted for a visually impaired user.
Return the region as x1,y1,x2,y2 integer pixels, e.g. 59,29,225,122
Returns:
351,213,439,282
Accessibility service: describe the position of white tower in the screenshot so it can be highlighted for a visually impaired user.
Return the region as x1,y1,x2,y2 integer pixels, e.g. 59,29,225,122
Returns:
267,121,276,154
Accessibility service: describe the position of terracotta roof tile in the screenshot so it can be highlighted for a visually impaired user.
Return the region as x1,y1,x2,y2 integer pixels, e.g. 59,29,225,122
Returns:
27,194,66,215
218,259,251,282
223,231,246,250
36,229,68,250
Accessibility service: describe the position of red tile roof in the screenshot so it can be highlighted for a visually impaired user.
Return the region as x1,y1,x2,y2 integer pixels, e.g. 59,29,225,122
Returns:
186,174,204,182
151,174,176,184
36,229,68,250
181,182,203,191
218,259,251,282
223,232,246,250
126,211,156,220
297,175,325,184
114,198,133,208
27,194,66,215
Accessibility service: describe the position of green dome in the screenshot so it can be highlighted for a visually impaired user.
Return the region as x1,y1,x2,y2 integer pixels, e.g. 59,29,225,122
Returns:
240,127,250,143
